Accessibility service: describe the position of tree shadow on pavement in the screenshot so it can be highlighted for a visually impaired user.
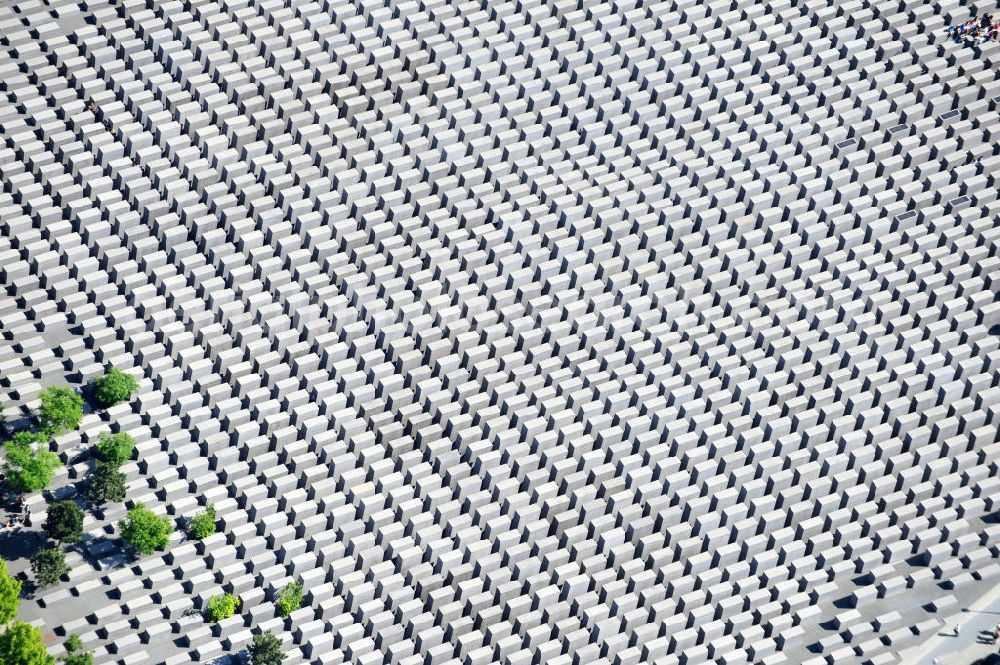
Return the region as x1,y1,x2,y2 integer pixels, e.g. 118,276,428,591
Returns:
0,527,45,561
970,655,1000,665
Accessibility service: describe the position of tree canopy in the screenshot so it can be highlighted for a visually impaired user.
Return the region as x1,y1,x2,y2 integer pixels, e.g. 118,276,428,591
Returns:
43,501,84,544
248,631,283,665
3,432,61,493
84,461,126,507
118,504,172,555
187,504,216,540
95,432,134,467
62,652,93,665
275,580,303,617
0,559,21,624
38,387,83,436
30,548,68,587
61,635,91,665
0,621,54,665
93,369,139,407
205,593,240,622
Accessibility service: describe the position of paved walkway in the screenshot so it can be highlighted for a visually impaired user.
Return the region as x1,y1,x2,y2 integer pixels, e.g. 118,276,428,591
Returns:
904,582,1000,665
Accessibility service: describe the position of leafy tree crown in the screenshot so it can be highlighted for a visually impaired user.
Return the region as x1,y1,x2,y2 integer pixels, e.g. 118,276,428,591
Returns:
62,654,93,665
30,548,68,587
0,621,54,665
38,386,83,436
275,581,303,617
85,461,127,506
95,432,134,467
0,560,21,624
63,633,83,653
3,432,61,493
248,631,283,665
118,503,172,555
188,504,216,540
205,593,241,622
43,501,84,544
64,635,83,653
61,634,92,665
93,369,139,407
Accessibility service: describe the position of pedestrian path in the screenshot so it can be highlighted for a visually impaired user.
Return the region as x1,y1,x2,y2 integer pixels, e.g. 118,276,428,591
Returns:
906,581,1000,665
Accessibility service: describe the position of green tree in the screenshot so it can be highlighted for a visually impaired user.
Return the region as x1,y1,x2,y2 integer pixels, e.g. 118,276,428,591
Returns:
38,387,83,436
118,503,172,555
247,631,283,665
43,501,84,544
0,559,21,623
84,461,126,506
92,369,139,408
205,593,240,622
187,504,216,540
62,652,92,665
275,580,302,617
0,621,54,665
3,432,61,493
60,634,91,665
30,548,68,587
95,433,134,467
63,635,82,653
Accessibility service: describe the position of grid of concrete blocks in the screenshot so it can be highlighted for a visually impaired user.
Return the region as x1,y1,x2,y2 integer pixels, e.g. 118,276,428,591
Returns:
0,0,999,663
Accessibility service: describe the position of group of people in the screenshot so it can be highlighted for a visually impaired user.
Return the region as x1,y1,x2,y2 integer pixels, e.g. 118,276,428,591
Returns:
3,515,24,530
4,496,29,530
930,622,1000,664
947,13,999,43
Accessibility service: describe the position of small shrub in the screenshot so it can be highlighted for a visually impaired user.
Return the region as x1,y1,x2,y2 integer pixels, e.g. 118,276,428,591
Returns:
93,369,139,407
85,461,126,507
64,635,83,653
118,503,172,555
38,386,83,436
187,504,216,540
43,501,84,544
0,559,21,624
61,634,92,665
205,593,240,622
95,432,134,467
3,432,61,493
248,631,283,665
275,580,303,617
63,652,93,665
30,547,68,587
